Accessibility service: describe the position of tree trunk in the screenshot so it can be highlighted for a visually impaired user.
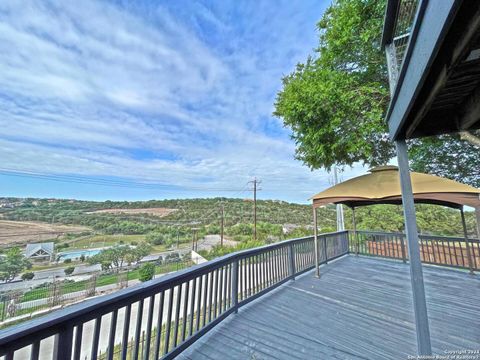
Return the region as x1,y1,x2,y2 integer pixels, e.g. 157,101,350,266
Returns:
459,131,480,147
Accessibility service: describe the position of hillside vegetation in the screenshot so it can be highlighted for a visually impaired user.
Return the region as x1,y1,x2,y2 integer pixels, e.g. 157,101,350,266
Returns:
0,198,477,254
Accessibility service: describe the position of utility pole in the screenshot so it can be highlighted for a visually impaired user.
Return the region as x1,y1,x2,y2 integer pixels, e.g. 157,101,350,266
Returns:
192,228,199,251
220,204,224,247
254,179,257,241
176,227,180,249
333,166,345,231
248,178,261,241
191,228,195,251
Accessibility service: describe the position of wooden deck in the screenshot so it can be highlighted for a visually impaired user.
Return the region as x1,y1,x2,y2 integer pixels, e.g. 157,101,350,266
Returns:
178,256,479,359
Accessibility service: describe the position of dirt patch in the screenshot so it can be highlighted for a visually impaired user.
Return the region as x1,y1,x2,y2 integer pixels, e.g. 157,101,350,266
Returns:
197,235,238,251
0,220,89,248
88,208,177,217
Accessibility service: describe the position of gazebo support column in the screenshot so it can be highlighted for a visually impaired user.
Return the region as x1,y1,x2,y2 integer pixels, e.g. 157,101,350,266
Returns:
313,206,320,278
396,139,432,356
475,207,480,239
352,207,359,256
460,206,474,274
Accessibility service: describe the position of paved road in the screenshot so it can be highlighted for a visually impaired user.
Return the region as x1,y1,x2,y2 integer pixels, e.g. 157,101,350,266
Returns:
197,235,237,251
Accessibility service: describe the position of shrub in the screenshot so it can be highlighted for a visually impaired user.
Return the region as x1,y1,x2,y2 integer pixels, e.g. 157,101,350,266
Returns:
101,261,111,271
147,232,177,247
139,263,155,282
165,252,180,263
64,258,72,264
64,266,75,276
21,272,35,281
146,232,165,245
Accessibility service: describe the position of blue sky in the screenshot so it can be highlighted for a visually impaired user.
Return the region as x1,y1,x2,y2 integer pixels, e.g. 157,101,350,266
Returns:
0,0,367,203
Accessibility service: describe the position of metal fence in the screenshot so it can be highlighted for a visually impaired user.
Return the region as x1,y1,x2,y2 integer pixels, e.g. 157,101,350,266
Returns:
0,260,192,327
392,0,420,71
0,231,349,360
351,230,479,272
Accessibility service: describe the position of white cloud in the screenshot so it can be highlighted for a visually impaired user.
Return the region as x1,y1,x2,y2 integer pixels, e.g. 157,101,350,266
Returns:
0,0,367,202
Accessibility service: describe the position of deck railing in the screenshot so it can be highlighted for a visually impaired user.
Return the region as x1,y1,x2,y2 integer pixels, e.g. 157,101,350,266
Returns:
383,0,421,90
0,231,349,360
352,230,479,271
391,0,420,71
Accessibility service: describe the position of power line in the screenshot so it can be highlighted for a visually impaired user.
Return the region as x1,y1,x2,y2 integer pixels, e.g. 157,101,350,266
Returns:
0,168,251,192
0,167,332,194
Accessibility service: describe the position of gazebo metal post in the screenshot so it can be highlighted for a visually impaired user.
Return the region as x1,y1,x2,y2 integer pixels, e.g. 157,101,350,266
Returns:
400,229,407,264
313,205,320,278
352,207,359,256
396,139,432,356
460,206,474,274
475,207,480,239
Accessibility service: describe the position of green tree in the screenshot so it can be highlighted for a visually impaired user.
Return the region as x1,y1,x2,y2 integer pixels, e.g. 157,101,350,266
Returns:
64,266,75,276
139,262,155,282
88,242,152,270
274,0,478,183
21,272,35,281
146,232,167,245
409,135,480,187
0,247,32,283
88,245,131,270
274,0,392,171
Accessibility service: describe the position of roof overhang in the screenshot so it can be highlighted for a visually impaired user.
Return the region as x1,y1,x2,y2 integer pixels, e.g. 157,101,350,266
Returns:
384,0,480,140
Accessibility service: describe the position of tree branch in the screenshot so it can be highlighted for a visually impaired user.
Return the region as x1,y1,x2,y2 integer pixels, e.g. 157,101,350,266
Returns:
459,131,480,148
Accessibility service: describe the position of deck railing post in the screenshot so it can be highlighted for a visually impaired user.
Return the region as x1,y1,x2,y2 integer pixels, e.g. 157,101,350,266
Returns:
323,236,328,264
53,325,74,360
232,259,239,313
352,207,359,256
400,234,407,263
288,243,296,280
344,231,348,254
313,206,320,277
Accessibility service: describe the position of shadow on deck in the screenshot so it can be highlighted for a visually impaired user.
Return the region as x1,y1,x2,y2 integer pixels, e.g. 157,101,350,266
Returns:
178,256,479,360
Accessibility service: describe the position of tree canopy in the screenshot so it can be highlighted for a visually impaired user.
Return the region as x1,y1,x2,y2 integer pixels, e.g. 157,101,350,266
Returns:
0,247,32,283
274,0,479,185
88,242,152,270
409,136,480,187
139,262,155,282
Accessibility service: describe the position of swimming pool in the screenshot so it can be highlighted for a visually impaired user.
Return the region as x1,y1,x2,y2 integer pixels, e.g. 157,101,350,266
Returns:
57,249,103,261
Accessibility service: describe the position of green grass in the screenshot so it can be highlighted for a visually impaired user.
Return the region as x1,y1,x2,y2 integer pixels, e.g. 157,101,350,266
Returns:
66,234,147,249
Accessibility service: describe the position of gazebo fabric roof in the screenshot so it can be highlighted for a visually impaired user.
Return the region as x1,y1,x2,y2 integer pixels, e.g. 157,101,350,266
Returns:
311,166,480,209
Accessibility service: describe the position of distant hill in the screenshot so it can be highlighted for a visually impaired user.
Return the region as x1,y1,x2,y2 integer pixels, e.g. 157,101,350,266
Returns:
0,197,477,244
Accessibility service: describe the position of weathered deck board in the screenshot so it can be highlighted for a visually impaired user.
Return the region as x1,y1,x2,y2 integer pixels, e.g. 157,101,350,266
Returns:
178,256,479,359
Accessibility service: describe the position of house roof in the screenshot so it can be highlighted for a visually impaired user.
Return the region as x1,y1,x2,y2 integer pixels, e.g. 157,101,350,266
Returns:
25,242,55,257
311,166,480,209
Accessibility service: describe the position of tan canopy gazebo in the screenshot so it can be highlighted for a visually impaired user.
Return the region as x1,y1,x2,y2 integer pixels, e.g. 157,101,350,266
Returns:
310,165,480,276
